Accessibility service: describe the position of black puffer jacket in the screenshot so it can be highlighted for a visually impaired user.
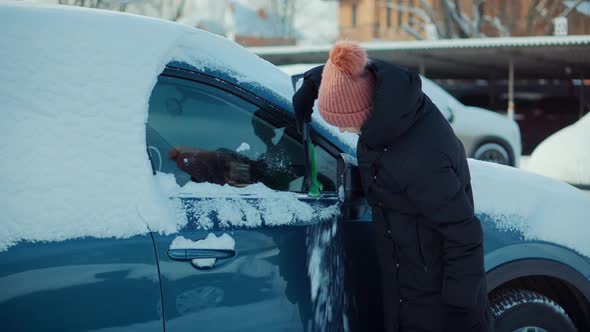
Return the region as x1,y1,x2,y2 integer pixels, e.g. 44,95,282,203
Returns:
294,60,493,332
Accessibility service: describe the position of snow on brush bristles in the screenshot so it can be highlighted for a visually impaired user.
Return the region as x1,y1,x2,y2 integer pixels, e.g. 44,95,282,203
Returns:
329,40,368,76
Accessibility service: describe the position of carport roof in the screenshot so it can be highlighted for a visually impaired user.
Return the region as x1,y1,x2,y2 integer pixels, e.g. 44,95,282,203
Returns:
251,35,590,79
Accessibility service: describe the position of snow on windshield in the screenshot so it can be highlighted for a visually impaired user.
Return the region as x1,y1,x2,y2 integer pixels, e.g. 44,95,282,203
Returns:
0,3,321,251
527,113,590,185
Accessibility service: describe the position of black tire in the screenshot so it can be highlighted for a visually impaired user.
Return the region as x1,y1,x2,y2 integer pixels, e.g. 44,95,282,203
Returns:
491,289,577,332
472,142,512,166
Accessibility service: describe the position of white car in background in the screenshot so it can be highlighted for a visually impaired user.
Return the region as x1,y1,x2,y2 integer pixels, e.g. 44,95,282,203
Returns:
281,64,522,167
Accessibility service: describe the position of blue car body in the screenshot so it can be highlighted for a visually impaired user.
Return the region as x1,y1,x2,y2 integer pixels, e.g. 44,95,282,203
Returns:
1,6,590,332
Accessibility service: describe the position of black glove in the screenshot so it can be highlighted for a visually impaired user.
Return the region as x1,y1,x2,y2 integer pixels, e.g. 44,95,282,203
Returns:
293,65,324,135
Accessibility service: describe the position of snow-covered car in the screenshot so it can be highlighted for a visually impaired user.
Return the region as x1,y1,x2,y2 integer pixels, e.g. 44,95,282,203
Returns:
1,3,590,332
526,113,590,189
281,64,522,167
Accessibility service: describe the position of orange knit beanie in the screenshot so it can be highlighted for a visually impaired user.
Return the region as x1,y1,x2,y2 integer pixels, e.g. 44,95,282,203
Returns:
318,41,376,128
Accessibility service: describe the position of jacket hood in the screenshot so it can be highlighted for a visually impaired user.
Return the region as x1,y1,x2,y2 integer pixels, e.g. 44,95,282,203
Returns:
359,59,427,147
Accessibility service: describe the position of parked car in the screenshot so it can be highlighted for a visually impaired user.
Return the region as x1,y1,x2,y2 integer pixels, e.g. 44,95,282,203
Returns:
281,64,522,167
2,4,590,332
445,81,586,155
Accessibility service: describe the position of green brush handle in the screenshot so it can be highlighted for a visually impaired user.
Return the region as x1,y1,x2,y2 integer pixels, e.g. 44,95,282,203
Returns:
307,141,323,197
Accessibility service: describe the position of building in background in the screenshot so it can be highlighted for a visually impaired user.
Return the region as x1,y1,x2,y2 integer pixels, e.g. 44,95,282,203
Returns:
339,0,590,41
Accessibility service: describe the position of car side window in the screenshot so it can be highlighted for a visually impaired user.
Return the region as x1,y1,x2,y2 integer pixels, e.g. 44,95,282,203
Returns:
146,75,337,192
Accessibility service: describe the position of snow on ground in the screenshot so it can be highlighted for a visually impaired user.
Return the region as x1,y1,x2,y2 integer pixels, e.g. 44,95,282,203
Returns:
519,155,531,169
526,113,590,186
0,3,317,251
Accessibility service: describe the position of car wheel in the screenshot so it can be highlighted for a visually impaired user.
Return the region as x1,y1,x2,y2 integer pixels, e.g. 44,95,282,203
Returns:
472,142,511,165
491,289,576,332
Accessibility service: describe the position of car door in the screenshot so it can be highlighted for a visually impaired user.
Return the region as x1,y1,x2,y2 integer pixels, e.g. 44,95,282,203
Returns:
0,236,163,332
146,70,346,332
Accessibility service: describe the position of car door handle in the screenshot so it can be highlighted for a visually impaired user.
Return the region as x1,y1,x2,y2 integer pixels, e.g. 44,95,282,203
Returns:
167,248,236,261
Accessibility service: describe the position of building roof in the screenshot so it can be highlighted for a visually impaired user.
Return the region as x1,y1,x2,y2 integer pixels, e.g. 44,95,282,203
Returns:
252,35,590,79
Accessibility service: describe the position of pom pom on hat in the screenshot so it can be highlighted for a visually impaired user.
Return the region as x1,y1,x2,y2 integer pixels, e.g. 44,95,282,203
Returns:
329,40,368,76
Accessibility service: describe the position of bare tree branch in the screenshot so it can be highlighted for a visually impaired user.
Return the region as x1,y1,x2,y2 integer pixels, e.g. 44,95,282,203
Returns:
443,0,472,37
526,0,542,34
417,0,436,21
401,24,424,40
483,15,510,36
173,0,186,22
385,2,432,24
560,0,585,17
472,0,485,37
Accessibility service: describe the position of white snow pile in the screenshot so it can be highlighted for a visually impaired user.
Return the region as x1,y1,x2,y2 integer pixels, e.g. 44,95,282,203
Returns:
470,159,590,256
526,113,590,185
0,3,311,251
170,233,235,268
164,177,340,229
236,142,251,153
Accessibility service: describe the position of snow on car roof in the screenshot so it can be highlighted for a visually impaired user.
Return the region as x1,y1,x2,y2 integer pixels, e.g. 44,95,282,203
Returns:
0,3,321,251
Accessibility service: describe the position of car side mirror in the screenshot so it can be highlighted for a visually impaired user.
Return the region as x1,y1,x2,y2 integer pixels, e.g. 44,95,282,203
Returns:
337,153,369,220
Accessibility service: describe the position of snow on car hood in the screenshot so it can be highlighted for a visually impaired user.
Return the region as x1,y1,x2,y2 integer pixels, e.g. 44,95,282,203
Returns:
0,3,314,251
470,160,590,256
527,113,590,185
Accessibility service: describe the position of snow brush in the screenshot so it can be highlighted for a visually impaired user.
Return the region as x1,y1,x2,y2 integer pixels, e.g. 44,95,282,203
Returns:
307,141,323,197
302,123,323,198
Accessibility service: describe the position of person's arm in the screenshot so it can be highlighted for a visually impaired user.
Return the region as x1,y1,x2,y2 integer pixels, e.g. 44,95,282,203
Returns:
396,153,485,325
292,65,324,134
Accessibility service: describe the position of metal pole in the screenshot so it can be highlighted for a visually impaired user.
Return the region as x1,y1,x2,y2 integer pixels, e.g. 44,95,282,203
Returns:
507,58,515,120
489,72,496,110
580,76,586,119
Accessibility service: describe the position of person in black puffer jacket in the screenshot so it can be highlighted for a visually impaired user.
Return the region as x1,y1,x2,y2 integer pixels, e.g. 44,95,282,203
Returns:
293,41,493,332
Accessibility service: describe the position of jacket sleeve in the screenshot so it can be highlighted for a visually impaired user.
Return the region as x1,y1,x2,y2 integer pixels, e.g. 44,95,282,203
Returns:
396,153,485,311
292,65,324,134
